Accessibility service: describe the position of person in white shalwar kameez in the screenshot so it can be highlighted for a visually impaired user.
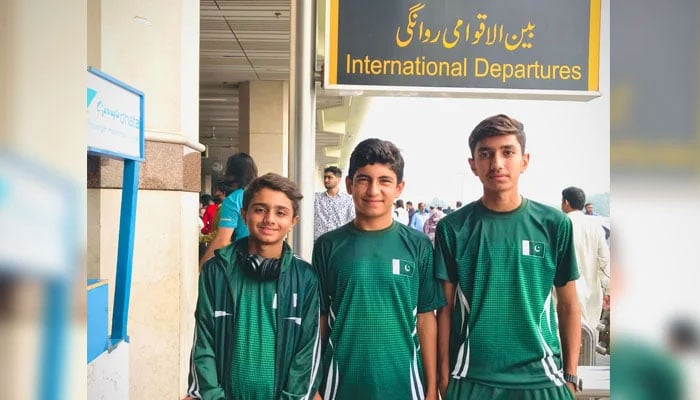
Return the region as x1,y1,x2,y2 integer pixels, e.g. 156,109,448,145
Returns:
561,186,610,335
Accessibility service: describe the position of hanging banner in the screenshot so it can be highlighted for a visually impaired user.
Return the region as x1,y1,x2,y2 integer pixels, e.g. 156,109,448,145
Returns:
324,0,601,98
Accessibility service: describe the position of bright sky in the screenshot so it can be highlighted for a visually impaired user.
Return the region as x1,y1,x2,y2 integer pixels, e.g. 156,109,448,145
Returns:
356,96,610,208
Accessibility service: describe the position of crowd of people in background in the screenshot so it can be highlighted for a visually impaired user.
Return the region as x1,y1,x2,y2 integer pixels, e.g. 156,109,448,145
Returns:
199,181,607,255
389,199,464,245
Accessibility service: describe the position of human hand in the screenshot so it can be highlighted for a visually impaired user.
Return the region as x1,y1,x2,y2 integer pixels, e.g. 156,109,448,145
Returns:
566,381,576,395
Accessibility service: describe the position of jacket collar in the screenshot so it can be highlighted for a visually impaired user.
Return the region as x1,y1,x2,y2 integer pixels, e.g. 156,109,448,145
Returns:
220,237,293,272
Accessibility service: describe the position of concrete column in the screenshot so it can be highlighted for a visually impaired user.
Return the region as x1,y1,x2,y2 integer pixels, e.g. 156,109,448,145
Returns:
85,0,201,398
238,80,289,176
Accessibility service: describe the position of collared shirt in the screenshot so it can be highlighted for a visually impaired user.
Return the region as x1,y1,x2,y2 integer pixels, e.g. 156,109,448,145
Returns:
410,210,429,232
314,191,355,241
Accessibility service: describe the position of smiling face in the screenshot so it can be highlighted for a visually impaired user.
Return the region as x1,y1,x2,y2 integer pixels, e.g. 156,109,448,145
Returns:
241,187,299,248
346,163,405,230
468,134,529,197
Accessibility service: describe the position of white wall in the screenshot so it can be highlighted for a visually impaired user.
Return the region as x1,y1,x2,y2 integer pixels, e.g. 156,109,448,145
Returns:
88,342,130,400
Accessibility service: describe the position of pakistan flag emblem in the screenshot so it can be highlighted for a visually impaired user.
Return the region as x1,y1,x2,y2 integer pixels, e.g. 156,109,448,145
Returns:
392,259,415,277
522,240,545,258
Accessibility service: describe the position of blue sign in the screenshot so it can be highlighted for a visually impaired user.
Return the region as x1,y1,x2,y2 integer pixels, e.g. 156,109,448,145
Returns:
87,67,145,161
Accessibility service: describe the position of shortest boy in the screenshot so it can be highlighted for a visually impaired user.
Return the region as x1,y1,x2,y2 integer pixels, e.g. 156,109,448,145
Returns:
189,173,321,400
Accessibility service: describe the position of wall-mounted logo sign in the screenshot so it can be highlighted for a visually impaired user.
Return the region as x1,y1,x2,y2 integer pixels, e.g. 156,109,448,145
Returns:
87,67,144,160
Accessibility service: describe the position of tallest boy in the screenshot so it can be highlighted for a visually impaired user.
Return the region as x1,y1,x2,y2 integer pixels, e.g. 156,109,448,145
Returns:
435,114,581,400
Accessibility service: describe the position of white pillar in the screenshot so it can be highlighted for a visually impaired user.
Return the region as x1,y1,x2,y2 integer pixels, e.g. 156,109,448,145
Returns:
86,0,201,398
290,0,317,260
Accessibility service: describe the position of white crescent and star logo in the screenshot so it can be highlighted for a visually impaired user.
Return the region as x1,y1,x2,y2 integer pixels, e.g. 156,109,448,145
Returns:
392,259,415,276
522,240,545,258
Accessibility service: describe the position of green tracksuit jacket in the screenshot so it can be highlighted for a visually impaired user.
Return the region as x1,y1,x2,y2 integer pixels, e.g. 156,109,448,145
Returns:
189,238,321,399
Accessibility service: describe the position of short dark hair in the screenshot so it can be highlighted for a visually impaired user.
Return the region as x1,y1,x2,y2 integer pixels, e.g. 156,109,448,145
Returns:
200,194,212,205
562,186,586,210
395,199,404,208
243,173,303,216
348,138,405,182
324,166,342,177
469,114,526,156
223,152,258,192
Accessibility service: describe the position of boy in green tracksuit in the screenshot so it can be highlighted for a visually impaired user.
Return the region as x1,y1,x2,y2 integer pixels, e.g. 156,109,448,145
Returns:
435,114,581,400
313,138,446,400
190,173,321,400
